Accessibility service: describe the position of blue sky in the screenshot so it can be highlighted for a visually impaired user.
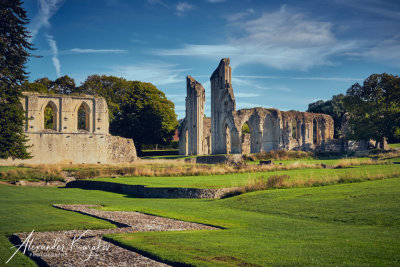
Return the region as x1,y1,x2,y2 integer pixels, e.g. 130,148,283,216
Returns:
23,0,400,119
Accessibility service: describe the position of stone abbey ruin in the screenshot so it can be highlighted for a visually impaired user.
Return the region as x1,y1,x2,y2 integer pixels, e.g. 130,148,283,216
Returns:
180,58,342,155
1,92,137,164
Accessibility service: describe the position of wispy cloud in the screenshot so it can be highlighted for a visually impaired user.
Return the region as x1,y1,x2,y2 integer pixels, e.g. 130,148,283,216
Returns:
69,48,128,54
206,0,227,3
29,0,64,42
333,0,400,20
45,34,61,77
363,35,400,68
225,8,255,22
175,2,196,16
234,75,363,82
111,63,188,86
232,77,292,93
154,5,356,71
146,0,169,8
234,92,260,98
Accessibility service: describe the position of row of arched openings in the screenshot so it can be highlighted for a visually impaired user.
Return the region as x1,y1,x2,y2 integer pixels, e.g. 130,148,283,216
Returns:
229,118,320,154
43,102,90,131
292,118,319,144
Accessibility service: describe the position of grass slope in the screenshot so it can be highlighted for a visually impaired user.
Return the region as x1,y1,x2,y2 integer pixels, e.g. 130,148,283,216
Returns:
106,178,400,266
1,172,399,266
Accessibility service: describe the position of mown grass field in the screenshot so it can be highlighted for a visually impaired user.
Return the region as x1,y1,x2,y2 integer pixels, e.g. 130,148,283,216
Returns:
94,163,400,188
106,178,400,266
389,143,400,149
1,159,400,266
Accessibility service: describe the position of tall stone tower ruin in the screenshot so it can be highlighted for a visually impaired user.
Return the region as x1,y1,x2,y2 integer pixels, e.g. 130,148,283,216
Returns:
182,76,206,155
211,58,240,154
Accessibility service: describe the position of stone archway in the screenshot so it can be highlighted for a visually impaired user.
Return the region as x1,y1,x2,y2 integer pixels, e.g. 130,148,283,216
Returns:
77,102,90,132
43,101,58,131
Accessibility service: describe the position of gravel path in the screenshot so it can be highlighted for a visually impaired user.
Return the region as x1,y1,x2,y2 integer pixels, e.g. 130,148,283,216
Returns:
11,204,217,267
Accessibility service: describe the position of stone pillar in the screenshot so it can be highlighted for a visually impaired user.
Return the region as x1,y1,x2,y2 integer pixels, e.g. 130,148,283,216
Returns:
211,58,237,154
185,76,205,155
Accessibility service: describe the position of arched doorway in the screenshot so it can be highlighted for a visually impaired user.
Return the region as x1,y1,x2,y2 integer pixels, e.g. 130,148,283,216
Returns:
44,102,57,130
77,102,90,131
313,118,318,145
224,122,231,154
241,121,251,154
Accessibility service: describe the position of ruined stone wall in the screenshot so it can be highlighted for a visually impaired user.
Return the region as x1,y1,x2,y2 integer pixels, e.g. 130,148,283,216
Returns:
211,58,241,154
186,76,205,155
0,92,137,165
179,58,335,155
209,59,334,154
179,76,207,155
234,108,333,153
21,92,109,134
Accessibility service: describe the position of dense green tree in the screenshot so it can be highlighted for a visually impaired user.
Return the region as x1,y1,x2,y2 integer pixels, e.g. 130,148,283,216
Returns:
80,75,178,152
25,76,78,94
0,0,32,159
343,73,400,146
307,94,347,138
52,75,77,94
21,80,48,93
34,77,52,92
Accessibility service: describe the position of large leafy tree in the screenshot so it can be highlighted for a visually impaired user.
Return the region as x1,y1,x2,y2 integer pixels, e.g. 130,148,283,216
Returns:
52,75,77,94
23,75,78,94
307,94,347,138
343,73,400,146
80,75,178,152
0,0,32,159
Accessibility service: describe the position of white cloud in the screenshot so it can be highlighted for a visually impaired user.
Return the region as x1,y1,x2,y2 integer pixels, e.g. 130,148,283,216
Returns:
225,8,255,22
111,63,188,86
363,35,400,68
333,0,400,20
154,6,357,71
69,48,127,54
234,75,363,82
146,0,169,8
232,77,292,92
45,34,61,77
234,92,260,97
206,0,226,2
29,0,63,42
176,2,196,15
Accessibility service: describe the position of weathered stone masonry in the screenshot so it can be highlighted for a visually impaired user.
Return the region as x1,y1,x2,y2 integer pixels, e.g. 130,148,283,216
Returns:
0,92,137,164
180,58,334,155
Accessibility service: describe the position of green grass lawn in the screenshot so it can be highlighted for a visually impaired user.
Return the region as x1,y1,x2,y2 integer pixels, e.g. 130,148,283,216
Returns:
0,166,26,172
1,167,400,266
389,143,400,149
0,185,117,266
94,164,400,188
105,178,400,266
